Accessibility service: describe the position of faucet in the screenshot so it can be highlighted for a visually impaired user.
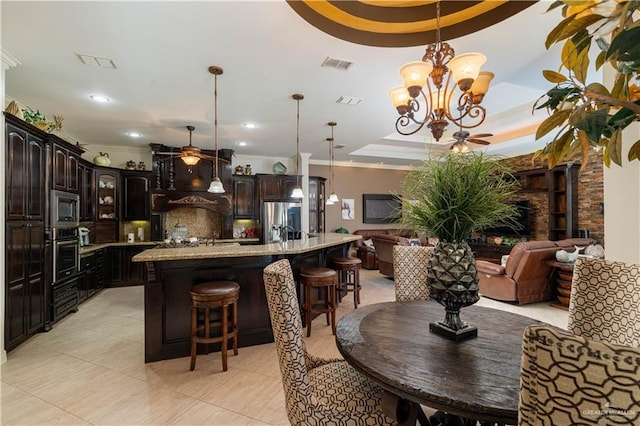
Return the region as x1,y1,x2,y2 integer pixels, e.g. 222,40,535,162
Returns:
280,226,295,242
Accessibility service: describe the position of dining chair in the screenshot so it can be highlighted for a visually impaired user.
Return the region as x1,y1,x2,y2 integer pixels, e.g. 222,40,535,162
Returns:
393,245,432,302
262,259,394,426
569,257,640,346
519,325,640,425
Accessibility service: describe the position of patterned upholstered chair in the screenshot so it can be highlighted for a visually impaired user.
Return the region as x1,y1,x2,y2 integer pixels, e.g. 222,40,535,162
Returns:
393,245,432,302
569,257,640,346
519,325,640,425
262,259,394,426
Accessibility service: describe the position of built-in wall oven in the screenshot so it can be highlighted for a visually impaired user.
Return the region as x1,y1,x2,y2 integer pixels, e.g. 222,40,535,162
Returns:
50,226,80,322
52,227,80,281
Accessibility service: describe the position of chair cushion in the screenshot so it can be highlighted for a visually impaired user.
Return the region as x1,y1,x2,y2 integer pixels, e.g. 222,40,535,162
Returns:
308,360,385,410
569,257,640,346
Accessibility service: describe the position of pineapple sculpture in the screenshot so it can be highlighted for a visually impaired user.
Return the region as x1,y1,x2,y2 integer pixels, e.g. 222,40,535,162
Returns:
399,152,520,340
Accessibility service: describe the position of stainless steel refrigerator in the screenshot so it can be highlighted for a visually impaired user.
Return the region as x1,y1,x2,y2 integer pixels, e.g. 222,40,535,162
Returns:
263,201,302,243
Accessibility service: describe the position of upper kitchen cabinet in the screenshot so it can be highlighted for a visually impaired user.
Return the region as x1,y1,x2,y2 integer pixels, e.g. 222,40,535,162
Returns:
49,135,82,194
232,175,256,219
79,159,95,222
256,174,299,202
308,176,326,233
5,115,46,221
122,170,151,221
149,144,233,192
94,167,119,243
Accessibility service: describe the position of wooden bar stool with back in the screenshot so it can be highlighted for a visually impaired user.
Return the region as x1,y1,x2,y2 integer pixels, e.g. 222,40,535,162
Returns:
189,280,240,372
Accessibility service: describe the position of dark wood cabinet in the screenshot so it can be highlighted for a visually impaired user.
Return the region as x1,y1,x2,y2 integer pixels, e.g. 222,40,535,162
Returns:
232,175,256,219
514,163,580,241
309,176,326,233
122,171,151,220
51,142,80,193
94,168,119,243
106,245,153,287
79,161,95,222
79,249,105,303
256,174,299,201
5,221,46,351
6,120,46,221
548,163,579,240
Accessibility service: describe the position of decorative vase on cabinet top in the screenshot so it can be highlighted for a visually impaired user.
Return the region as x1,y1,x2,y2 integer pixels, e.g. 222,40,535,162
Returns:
94,152,111,167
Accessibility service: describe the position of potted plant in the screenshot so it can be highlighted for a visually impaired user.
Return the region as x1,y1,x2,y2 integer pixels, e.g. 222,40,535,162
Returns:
534,0,640,168
398,152,520,340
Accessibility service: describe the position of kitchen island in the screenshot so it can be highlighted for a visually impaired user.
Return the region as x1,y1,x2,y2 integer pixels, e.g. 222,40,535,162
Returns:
133,233,361,362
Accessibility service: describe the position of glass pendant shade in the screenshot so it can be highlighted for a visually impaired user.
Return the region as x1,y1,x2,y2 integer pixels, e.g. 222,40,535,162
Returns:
326,198,335,206
207,176,225,193
400,61,432,96
450,141,470,154
328,192,339,203
448,53,486,91
291,186,304,198
182,155,200,166
388,86,411,112
470,71,494,95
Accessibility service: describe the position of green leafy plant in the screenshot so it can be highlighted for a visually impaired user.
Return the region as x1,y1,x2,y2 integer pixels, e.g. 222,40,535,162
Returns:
398,152,521,242
22,108,48,124
534,0,640,168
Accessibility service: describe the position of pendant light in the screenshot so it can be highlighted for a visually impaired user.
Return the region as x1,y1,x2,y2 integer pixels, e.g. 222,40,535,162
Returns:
290,94,304,199
207,65,225,194
326,122,339,205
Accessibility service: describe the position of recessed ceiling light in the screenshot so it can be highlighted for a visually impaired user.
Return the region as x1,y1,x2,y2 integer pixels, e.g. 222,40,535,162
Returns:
127,132,141,138
236,141,247,147
243,123,256,129
90,94,110,103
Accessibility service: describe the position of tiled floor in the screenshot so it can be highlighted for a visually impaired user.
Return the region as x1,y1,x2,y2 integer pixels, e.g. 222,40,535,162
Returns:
1,269,568,425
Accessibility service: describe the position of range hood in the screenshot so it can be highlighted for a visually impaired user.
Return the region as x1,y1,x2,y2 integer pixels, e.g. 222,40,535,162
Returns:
151,191,232,215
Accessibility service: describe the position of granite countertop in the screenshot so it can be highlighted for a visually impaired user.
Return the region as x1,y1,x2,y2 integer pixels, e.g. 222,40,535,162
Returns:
78,238,260,255
132,233,362,262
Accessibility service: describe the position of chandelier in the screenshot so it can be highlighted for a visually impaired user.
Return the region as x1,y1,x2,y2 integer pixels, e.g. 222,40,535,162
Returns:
207,65,225,194
290,94,304,199
388,0,494,141
326,122,339,205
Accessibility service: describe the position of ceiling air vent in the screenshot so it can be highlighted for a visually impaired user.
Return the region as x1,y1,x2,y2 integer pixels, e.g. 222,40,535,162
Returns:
321,57,354,71
336,96,362,106
76,53,118,69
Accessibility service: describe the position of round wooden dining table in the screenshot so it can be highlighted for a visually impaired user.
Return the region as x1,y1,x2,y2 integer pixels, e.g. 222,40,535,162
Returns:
335,300,544,425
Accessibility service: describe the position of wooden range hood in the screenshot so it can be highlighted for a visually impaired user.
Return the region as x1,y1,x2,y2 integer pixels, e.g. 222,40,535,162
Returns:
150,144,234,214
151,191,231,215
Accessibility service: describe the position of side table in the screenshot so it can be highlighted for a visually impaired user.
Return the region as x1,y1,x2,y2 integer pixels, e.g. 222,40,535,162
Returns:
543,259,575,310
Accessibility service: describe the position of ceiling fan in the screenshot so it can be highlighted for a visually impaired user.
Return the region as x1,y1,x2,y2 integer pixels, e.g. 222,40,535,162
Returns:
448,129,493,153
154,125,222,165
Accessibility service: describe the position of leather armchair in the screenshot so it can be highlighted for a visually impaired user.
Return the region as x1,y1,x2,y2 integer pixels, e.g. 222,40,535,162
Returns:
372,234,411,277
477,241,559,304
352,229,393,269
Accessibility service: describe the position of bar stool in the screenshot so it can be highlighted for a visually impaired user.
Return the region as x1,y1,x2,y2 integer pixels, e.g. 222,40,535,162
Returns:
332,256,362,309
300,267,338,337
189,281,239,372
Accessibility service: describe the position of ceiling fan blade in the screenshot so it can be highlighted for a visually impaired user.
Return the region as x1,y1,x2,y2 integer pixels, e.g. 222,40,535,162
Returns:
469,133,493,138
468,138,491,145
154,151,182,156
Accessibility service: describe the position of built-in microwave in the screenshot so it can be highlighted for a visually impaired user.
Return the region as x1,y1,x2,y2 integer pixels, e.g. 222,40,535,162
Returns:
50,190,80,228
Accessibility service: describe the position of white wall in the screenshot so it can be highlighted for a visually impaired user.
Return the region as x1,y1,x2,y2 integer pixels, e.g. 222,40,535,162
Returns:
604,122,640,263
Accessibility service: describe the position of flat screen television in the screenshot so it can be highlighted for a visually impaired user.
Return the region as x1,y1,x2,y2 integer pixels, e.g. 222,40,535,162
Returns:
362,194,401,224
481,200,531,236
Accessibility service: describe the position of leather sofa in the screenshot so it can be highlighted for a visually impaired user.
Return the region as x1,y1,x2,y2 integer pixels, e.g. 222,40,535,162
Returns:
477,238,595,304
372,234,411,277
352,229,414,270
